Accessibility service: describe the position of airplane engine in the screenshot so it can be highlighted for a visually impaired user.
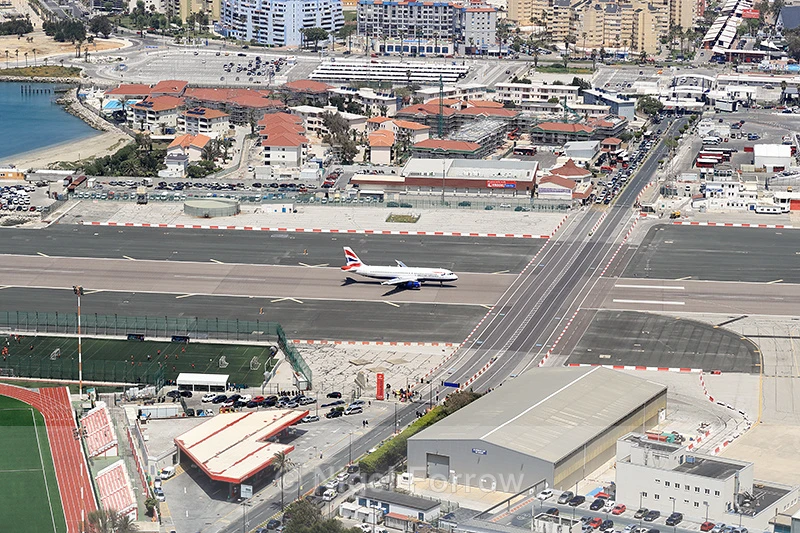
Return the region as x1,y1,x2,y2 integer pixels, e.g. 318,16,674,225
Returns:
405,281,422,289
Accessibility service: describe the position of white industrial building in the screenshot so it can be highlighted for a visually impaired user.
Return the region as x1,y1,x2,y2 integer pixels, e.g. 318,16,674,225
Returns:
563,140,600,164
494,82,580,108
219,0,344,47
407,367,667,493
754,144,793,172
615,433,799,531
176,373,229,392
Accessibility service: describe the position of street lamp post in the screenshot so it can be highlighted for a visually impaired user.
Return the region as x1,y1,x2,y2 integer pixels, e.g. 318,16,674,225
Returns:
669,496,676,533
73,286,84,398
297,464,303,499
349,431,353,465
703,501,709,524
639,492,645,525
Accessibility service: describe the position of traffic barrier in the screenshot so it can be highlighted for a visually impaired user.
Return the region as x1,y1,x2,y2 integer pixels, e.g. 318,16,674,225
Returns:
291,339,455,347
566,363,701,373
671,221,794,229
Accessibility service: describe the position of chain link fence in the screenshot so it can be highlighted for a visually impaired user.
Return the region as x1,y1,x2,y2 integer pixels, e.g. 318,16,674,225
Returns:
0,311,311,385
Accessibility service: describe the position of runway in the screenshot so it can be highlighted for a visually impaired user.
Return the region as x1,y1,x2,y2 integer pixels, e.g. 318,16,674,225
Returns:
623,224,800,283
2,225,543,274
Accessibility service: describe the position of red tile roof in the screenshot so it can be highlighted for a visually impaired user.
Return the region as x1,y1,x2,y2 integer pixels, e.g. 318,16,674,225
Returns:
465,99,504,108
602,137,623,145
260,123,305,137
105,83,152,96
258,112,304,127
534,122,594,133
457,106,518,117
182,107,229,119
414,139,481,152
282,80,332,94
549,159,592,178
392,119,430,131
262,132,309,147
397,103,457,116
540,174,577,189
168,133,211,150
150,80,188,95
369,130,395,147
131,95,185,112
367,116,393,124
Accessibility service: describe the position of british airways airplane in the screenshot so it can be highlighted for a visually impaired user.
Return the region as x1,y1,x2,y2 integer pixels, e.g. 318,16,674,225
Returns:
340,247,458,289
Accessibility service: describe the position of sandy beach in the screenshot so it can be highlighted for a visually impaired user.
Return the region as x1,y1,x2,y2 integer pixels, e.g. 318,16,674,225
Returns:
5,131,131,170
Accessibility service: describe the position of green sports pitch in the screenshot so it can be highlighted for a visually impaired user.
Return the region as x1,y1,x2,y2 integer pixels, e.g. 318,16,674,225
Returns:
2,336,277,387
0,395,67,533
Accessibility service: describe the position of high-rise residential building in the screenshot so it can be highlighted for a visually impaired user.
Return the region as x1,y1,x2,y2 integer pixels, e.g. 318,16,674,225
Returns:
578,0,667,53
507,0,572,42
167,0,220,23
356,0,497,51
632,2,669,54
220,0,344,47
669,0,695,31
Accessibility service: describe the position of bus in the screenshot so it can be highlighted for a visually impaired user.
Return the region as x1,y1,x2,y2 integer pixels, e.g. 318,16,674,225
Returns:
703,148,736,160
695,158,719,168
697,152,724,162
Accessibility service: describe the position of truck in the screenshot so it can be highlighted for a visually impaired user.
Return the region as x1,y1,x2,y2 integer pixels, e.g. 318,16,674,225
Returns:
142,178,153,187
136,186,148,204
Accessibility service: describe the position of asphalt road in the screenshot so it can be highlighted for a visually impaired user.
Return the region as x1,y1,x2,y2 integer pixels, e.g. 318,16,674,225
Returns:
0,288,484,342
2,226,543,274
567,310,760,373
623,225,800,283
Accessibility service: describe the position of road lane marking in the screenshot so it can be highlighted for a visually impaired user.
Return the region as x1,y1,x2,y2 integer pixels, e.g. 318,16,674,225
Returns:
675,276,692,281
271,297,303,304
767,279,783,284
37,252,49,258
83,289,104,295
175,294,195,299
0,286,10,290
615,285,685,290
491,270,510,275
122,255,136,261
209,258,224,264
613,299,685,306
299,262,330,268
480,304,493,309
383,301,400,308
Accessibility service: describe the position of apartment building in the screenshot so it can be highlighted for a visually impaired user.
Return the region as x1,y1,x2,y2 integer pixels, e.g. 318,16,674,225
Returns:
127,96,186,133
494,81,580,108
258,112,309,167
177,107,231,138
579,0,667,53
669,0,694,32
632,2,669,55
289,105,367,137
220,0,344,47
328,87,401,117
357,0,497,50
165,0,219,22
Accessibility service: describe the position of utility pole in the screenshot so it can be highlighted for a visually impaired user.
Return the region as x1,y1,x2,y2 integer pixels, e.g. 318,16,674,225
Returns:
441,158,446,205
438,74,444,139
73,285,84,398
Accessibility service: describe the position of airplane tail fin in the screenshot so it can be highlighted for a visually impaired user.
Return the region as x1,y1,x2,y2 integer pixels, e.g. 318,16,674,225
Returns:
342,247,364,270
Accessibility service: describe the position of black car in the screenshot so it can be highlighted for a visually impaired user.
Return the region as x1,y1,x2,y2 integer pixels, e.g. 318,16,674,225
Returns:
322,400,345,408
247,400,260,408
644,510,661,522
546,508,559,516
266,519,281,530
347,464,359,473
590,498,606,511
212,394,228,403
326,391,342,398
166,390,182,398
325,409,343,419
229,394,241,402
180,390,192,398
666,513,683,526
568,495,586,507
600,520,613,531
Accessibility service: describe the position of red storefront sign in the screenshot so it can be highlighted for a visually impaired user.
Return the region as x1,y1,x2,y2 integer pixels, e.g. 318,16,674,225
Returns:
376,373,385,400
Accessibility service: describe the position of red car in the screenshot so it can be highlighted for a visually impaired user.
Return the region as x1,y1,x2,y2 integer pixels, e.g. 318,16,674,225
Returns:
252,396,265,403
612,505,626,515
701,523,715,532
589,518,603,529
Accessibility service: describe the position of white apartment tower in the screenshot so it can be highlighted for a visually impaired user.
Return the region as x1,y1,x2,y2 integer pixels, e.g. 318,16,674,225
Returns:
221,0,344,47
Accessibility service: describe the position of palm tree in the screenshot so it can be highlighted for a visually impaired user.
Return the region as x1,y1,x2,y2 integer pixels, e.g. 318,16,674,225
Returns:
4,49,8,68
31,48,36,66
85,508,138,533
24,51,28,67
582,31,587,57
14,48,18,68
272,451,294,510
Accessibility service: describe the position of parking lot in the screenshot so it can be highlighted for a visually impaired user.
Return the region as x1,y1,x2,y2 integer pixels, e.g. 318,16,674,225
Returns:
0,182,55,215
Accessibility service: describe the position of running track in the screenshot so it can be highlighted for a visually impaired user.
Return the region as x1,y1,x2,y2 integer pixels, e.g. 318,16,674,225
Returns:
0,384,97,533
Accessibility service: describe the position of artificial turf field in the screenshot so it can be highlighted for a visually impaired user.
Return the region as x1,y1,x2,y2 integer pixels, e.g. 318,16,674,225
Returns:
3,336,276,387
0,395,67,533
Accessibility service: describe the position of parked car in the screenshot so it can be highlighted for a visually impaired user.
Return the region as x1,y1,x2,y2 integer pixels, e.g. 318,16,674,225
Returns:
643,510,660,522
180,390,193,398
701,523,716,532
159,466,175,480
589,518,603,529
154,487,165,501
537,489,554,500
326,391,342,398
600,520,614,531
166,390,182,398
634,508,649,519
545,508,559,516
590,498,606,511
569,495,587,507
202,393,217,403
212,394,228,404
344,406,363,415
666,513,683,526
325,409,343,419
558,491,575,504
301,415,320,423
612,504,626,515
266,519,281,530
322,489,336,501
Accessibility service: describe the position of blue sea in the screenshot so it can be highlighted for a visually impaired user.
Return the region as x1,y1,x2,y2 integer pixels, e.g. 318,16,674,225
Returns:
0,82,99,162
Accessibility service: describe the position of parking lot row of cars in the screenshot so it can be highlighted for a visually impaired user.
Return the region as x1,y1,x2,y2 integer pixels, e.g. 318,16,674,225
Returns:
1,184,44,213
594,138,658,205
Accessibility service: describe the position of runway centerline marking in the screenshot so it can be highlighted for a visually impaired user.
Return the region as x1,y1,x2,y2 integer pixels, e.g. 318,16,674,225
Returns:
36,252,49,258
767,279,784,284
480,304,493,309
122,255,136,261
615,285,685,290
175,294,195,299
492,270,510,275
383,301,400,308
271,297,304,304
0,285,10,290
209,258,224,264
299,262,330,268
612,299,685,306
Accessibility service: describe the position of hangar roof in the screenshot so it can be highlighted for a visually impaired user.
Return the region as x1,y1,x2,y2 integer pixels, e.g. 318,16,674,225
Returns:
410,367,666,464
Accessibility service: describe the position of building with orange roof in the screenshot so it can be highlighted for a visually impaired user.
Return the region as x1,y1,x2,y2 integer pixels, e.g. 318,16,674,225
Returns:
601,137,623,152
167,133,211,162
367,118,431,144
366,116,394,131
281,80,334,104
549,158,594,183
183,87,284,125
537,174,593,204
259,111,310,168
530,122,594,144
178,107,231,139
586,115,629,139
150,80,188,97
411,139,483,159
104,84,152,99
128,95,186,133
395,103,458,133
369,130,395,165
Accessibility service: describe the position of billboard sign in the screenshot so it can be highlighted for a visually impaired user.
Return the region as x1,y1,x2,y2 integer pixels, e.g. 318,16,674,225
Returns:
742,8,759,18
241,484,253,498
487,180,516,189
376,373,385,400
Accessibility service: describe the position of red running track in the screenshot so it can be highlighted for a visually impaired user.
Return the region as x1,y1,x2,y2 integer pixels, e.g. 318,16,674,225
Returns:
0,384,98,533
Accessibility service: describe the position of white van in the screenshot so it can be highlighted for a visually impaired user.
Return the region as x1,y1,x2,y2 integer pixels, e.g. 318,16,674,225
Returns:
702,136,721,145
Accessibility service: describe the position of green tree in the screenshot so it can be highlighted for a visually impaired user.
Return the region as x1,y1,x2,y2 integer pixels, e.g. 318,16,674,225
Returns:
571,76,591,93
85,508,138,533
336,24,356,53
284,500,361,533
300,27,328,51
90,16,113,38
273,450,294,511
636,95,664,117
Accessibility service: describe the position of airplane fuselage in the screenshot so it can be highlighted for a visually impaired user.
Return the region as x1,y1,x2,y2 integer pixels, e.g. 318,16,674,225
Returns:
346,265,458,283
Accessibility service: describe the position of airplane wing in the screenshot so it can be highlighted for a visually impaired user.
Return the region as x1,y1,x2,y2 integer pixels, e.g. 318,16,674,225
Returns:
380,275,419,286
395,260,408,268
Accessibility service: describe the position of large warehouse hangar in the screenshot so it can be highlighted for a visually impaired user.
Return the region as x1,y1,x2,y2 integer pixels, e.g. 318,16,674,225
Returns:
407,367,667,493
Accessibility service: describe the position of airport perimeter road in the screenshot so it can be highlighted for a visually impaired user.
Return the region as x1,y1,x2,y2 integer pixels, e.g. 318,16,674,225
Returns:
215,119,688,532
0,226,543,274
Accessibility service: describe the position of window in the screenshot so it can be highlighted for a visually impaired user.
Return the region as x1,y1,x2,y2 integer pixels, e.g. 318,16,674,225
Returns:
656,479,661,485
694,502,700,508
715,491,720,497
665,481,670,487
642,492,648,498
695,487,700,493
684,500,690,505
655,494,660,500
685,485,690,491
705,489,710,495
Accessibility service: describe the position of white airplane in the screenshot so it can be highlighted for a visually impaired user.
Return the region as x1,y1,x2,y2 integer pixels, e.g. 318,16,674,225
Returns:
340,247,458,289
